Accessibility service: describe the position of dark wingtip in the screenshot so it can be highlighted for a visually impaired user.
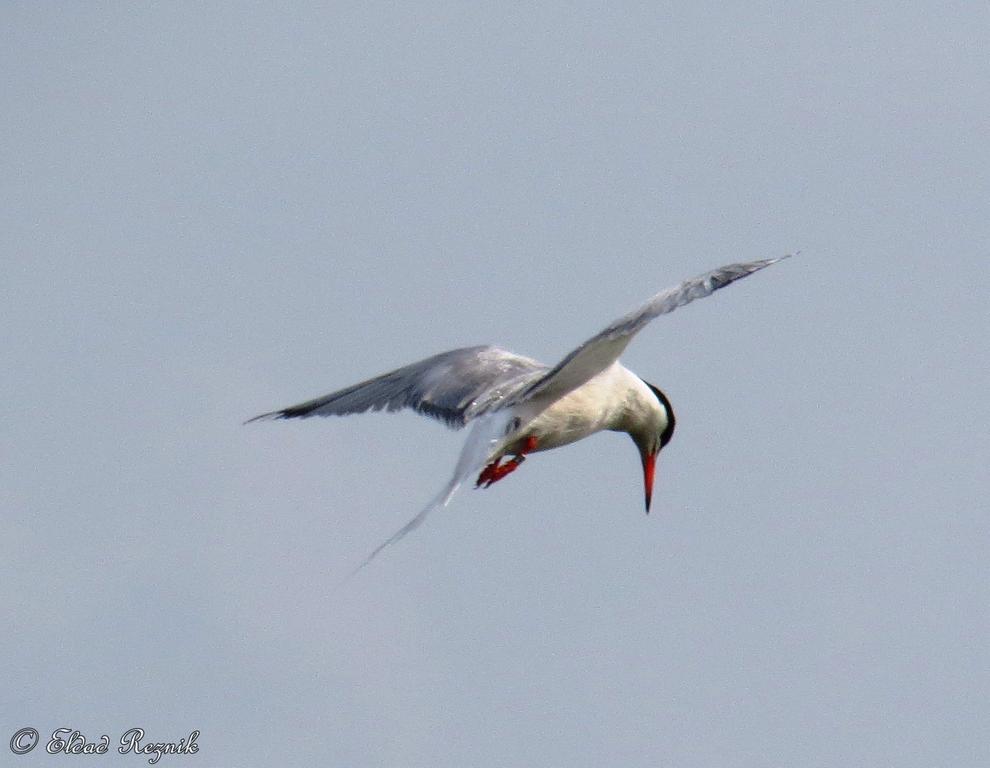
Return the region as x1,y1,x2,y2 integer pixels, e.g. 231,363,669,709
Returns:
245,400,329,424
243,410,283,425
749,252,796,271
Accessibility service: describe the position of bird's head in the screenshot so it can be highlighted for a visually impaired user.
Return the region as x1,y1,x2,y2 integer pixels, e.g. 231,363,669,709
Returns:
634,381,676,513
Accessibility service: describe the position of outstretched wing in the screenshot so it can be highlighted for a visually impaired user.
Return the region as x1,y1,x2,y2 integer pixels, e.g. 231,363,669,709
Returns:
246,345,547,429
511,256,793,407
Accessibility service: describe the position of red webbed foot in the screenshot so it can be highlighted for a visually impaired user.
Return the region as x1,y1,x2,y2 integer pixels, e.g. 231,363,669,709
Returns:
475,436,538,489
476,458,502,488
478,456,524,487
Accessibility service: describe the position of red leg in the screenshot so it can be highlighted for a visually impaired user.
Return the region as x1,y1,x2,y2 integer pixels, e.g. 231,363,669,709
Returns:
475,436,538,488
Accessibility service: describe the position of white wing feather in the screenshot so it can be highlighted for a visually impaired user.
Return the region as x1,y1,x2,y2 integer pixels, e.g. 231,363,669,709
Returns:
511,256,792,407
247,346,546,428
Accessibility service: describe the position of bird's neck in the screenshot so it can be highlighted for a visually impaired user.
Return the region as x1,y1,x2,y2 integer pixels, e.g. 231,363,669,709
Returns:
603,366,667,438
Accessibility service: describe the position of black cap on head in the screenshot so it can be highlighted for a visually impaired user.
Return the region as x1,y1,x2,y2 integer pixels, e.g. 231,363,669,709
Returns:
644,381,676,449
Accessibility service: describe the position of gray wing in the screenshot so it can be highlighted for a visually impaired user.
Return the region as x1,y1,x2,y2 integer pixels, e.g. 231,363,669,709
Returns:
512,255,793,406
246,345,548,429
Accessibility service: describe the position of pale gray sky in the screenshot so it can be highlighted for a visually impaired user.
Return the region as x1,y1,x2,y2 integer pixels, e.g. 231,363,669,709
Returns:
2,3,988,766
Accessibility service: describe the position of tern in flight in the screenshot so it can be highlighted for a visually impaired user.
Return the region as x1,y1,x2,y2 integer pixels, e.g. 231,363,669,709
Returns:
248,256,791,573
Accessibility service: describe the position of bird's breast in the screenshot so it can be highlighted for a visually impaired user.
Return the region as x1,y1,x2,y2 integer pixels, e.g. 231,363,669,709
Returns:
513,365,640,453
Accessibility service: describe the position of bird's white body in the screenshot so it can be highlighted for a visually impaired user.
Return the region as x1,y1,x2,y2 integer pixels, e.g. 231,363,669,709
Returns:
248,255,791,574
506,363,666,454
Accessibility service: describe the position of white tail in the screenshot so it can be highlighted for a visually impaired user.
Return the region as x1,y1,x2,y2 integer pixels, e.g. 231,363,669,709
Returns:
343,411,516,581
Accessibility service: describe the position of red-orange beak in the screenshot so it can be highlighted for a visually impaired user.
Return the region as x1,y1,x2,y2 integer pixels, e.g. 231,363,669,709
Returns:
641,450,657,514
